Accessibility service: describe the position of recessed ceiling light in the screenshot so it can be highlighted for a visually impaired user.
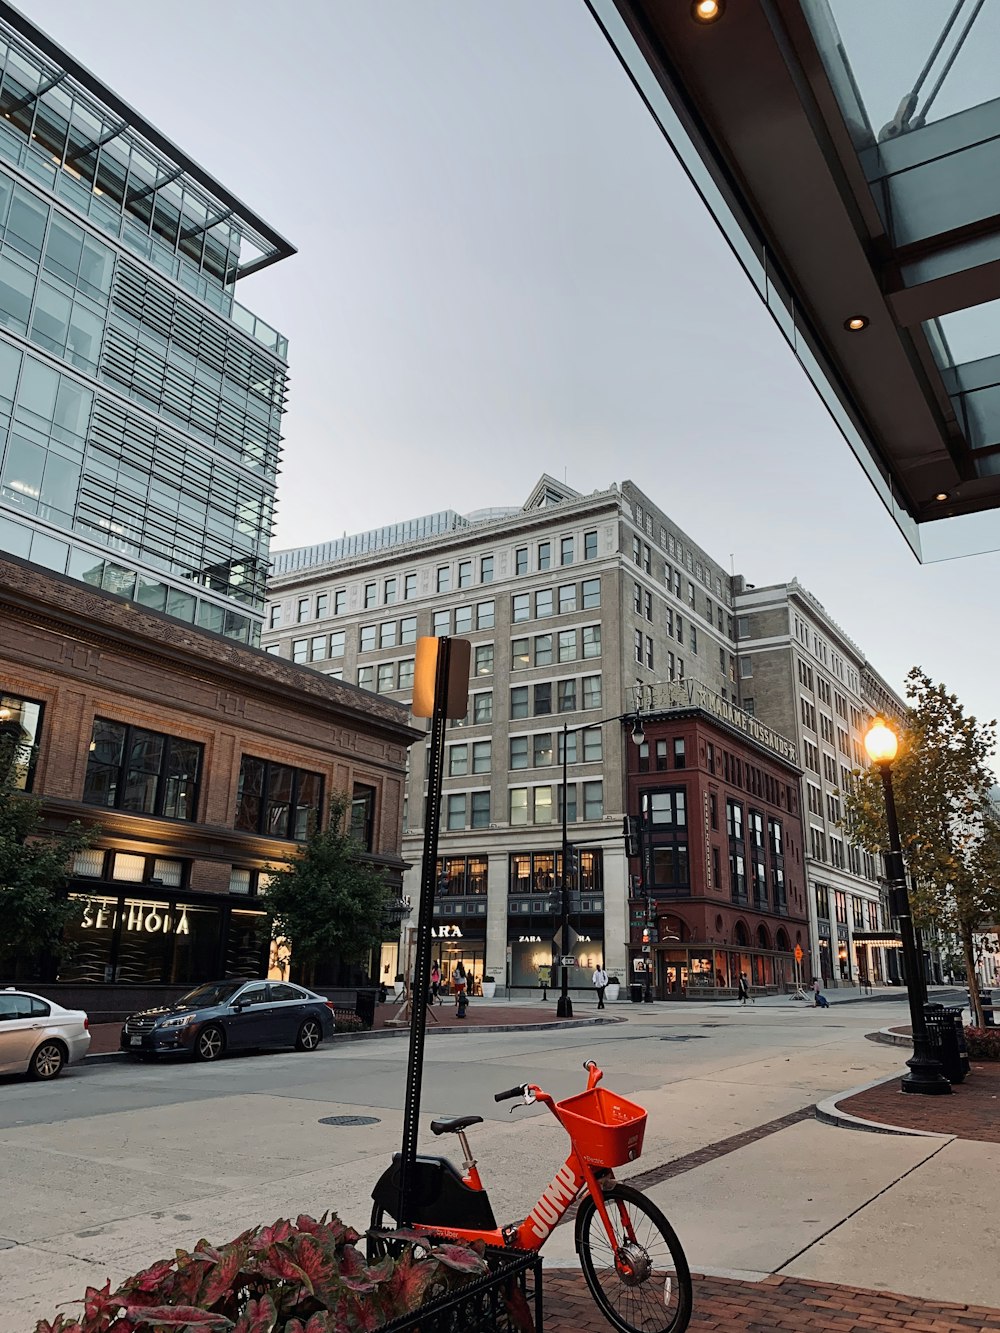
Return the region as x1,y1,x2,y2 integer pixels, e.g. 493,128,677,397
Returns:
844,315,869,331
934,492,949,502
692,0,724,22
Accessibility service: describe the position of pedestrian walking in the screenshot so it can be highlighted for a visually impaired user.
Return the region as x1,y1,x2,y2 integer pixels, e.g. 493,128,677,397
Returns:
592,963,609,1009
453,960,468,1009
812,977,829,1009
429,961,440,1006
738,972,750,1005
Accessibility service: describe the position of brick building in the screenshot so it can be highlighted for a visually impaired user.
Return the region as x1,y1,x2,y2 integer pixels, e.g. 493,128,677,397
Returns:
0,553,417,1011
625,681,809,998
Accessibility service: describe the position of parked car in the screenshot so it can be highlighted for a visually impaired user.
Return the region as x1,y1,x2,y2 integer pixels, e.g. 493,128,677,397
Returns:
120,979,335,1062
0,988,91,1079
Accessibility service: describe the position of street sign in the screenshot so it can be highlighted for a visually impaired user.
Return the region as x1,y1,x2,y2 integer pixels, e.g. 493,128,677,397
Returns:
560,955,576,967
553,925,581,950
794,945,803,963
642,944,651,954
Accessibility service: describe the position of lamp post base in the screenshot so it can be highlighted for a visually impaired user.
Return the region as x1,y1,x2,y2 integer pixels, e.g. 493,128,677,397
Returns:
556,995,573,1018
901,1052,952,1095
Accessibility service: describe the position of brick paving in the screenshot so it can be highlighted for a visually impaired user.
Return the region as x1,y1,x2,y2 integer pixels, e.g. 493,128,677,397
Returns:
839,1059,1000,1142
543,1270,1000,1332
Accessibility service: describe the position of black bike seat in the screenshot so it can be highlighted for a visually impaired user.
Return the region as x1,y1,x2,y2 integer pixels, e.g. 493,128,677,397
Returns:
430,1115,483,1136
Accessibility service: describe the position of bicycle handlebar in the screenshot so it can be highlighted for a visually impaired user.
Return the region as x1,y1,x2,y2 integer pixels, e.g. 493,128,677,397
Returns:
494,1083,527,1103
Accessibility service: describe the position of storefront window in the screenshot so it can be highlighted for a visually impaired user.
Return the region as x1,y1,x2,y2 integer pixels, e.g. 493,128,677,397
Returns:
170,905,224,983
0,692,43,790
225,909,270,978
58,892,228,984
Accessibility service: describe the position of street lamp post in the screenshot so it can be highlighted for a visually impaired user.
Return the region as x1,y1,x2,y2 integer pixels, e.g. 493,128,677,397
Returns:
864,720,951,1096
557,712,645,1019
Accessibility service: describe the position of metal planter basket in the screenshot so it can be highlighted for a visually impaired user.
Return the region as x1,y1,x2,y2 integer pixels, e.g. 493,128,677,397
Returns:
378,1247,542,1333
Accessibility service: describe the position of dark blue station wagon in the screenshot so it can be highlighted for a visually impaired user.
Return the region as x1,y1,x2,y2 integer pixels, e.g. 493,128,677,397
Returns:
121,979,335,1062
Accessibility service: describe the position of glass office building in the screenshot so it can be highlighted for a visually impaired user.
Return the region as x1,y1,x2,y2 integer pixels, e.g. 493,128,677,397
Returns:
0,5,294,642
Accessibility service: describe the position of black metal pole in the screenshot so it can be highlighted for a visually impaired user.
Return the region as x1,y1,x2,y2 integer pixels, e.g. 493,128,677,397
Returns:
877,762,951,1096
557,720,573,1018
398,637,453,1222
644,893,654,1002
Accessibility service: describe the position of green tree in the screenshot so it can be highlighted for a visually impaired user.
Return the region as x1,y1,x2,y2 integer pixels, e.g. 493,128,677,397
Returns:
264,793,389,985
842,669,1000,1026
0,739,94,969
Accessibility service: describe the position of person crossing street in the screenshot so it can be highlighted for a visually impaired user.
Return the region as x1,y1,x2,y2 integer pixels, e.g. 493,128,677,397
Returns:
592,962,609,1009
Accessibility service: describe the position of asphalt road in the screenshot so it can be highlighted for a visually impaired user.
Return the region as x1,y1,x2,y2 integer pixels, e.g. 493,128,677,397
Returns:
0,998,932,1327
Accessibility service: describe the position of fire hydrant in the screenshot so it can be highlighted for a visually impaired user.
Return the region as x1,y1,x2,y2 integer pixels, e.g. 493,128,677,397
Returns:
455,989,469,1019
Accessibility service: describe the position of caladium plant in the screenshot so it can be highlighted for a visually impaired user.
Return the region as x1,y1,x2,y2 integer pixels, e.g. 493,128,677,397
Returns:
33,1212,500,1333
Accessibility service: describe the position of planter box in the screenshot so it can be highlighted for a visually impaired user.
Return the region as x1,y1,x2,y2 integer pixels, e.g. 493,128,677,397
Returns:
381,1248,542,1333
482,980,497,999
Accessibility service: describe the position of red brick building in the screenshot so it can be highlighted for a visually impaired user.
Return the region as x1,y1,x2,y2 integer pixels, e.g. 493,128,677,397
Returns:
0,554,418,1012
626,687,809,998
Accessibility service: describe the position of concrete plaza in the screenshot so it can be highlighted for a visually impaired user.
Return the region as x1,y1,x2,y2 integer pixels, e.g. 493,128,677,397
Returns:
0,995,996,1329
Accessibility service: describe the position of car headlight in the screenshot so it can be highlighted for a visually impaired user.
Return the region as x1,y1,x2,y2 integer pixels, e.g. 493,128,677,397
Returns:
159,1014,194,1029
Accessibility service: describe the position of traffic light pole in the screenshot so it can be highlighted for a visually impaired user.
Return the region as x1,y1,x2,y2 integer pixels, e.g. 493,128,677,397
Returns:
644,894,655,1002
558,720,573,1019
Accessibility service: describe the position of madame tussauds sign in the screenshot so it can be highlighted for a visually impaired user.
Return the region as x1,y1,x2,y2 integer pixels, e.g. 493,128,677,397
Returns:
77,898,190,935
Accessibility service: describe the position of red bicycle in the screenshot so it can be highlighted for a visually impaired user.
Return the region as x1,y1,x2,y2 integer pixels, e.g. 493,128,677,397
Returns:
369,1059,692,1333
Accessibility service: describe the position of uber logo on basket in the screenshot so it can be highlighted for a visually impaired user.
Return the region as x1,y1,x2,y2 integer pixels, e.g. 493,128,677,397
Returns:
527,1163,580,1242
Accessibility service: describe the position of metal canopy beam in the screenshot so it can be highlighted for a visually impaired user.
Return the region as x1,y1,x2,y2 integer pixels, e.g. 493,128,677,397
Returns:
599,0,1000,532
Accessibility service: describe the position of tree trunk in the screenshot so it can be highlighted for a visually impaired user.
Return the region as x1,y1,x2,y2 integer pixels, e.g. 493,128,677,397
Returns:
961,919,983,1028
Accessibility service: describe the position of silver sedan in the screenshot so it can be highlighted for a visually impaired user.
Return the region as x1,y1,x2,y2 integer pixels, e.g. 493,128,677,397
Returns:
0,988,91,1079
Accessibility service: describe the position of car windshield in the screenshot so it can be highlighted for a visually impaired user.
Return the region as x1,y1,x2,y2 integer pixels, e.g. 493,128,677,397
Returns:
178,981,245,1008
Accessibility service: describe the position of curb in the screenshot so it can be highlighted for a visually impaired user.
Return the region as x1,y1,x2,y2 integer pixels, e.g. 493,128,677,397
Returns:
815,1071,955,1139
865,1025,912,1049
85,1013,627,1062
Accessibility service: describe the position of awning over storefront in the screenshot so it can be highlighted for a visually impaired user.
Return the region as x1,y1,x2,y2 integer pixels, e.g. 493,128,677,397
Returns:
852,931,903,945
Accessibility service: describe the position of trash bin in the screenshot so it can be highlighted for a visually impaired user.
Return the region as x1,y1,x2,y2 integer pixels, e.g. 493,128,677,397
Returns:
630,982,644,1004
923,1003,966,1084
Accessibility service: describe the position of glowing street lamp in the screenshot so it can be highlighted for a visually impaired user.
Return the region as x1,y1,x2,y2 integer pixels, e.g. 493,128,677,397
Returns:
864,719,950,1095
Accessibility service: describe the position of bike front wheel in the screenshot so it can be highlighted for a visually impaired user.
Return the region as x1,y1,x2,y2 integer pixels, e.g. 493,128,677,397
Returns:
575,1182,692,1333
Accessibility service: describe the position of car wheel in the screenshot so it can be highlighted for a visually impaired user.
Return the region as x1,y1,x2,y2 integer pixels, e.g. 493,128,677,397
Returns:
30,1040,66,1080
194,1024,225,1062
296,1018,323,1051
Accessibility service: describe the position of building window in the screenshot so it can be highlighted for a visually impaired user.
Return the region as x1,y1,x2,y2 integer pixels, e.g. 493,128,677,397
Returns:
377,663,395,692
334,590,347,614
535,634,553,667
515,547,528,575
645,636,654,669
512,637,530,670
436,566,450,593
357,666,374,689
449,744,469,776
557,679,577,712
364,582,377,608
235,756,323,841
400,616,417,645
456,560,472,589
558,584,577,614
582,577,600,609
560,536,574,566
404,573,417,600
538,541,551,570
384,577,397,604
512,593,530,622
509,787,528,826
453,605,473,634
380,621,398,648
477,600,495,629
330,630,346,657
582,728,602,761
268,605,281,629
360,625,376,651
473,691,492,723
471,791,490,828
510,736,529,769
534,682,552,715
583,780,603,819
480,555,494,583
350,784,376,851
673,738,685,768
584,530,597,560
634,582,642,614
297,597,309,623
84,719,202,821
535,588,553,617
0,692,43,790
559,629,577,662
511,686,529,719
634,629,643,663
582,625,601,658
533,733,554,767
475,644,494,675
582,675,602,709
399,658,415,690
433,610,450,636
446,794,467,830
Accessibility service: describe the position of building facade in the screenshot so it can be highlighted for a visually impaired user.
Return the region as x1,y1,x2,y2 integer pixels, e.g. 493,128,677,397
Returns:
265,475,746,992
1,553,416,1012
0,5,293,645
625,682,808,998
733,579,906,987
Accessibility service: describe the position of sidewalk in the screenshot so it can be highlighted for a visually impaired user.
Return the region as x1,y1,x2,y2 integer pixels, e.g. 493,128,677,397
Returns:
543,1270,1000,1332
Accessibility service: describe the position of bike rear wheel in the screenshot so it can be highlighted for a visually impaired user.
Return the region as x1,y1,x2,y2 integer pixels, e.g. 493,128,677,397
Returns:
575,1183,691,1333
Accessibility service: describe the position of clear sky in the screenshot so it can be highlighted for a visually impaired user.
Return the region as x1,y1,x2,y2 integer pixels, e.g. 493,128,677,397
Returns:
23,0,1000,753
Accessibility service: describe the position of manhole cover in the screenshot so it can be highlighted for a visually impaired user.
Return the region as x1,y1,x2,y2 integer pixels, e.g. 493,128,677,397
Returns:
659,1034,710,1042
318,1115,380,1127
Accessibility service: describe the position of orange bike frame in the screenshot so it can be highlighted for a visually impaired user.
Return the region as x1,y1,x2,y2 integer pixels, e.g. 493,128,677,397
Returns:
406,1065,625,1254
